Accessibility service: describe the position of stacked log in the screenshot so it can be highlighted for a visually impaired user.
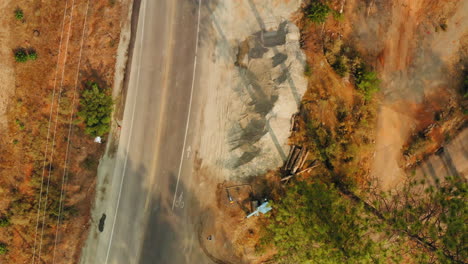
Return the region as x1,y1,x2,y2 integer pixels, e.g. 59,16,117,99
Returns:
282,145,310,174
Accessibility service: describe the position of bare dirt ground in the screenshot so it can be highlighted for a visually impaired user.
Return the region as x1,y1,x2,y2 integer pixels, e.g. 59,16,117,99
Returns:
346,0,468,189
194,0,307,182
185,0,308,262
0,0,15,129
0,0,130,263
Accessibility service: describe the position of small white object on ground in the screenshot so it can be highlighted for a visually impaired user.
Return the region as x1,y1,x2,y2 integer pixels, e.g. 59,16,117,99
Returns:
94,136,102,143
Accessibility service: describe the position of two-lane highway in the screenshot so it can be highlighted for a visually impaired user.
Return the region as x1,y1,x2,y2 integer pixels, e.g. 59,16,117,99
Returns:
80,0,210,263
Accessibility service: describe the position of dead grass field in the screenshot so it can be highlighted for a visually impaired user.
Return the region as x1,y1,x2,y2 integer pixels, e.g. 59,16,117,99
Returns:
0,0,129,263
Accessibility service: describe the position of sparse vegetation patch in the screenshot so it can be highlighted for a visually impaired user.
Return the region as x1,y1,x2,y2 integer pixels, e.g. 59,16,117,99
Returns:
0,243,8,255
13,47,38,63
305,1,342,24
14,8,23,20
305,2,331,24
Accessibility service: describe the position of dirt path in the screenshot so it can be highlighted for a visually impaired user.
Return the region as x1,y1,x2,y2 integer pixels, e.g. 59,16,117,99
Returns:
350,0,468,189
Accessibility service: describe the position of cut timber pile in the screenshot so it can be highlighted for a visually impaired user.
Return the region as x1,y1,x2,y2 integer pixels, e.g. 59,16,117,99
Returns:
282,145,310,175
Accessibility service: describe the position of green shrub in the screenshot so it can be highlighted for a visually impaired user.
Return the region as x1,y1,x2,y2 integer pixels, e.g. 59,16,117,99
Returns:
28,49,37,61
81,154,98,170
14,49,28,62
403,132,429,156
331,56,348,77
15,119,25,130
462,72,468,98
354,65,380,101
78,82,113,137
306,2,331,24
14,8,23,20
14,48,37,62
0,243,8,255
0,217,10,227
304,63,312,76
332,11,344,21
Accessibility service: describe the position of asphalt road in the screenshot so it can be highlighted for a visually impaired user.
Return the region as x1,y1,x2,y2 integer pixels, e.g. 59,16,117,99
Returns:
80,0,211,263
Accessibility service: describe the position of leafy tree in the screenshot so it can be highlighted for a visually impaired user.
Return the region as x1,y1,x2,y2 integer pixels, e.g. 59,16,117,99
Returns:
306,2,331,24
263,181,399,264
78,82,113,137
374,176,468,263
14,8,23,20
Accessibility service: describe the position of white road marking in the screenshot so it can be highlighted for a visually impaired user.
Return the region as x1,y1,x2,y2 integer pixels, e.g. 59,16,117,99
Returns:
104,0,148,263
171,0,202,211
186,146,192,158
174,192,185,208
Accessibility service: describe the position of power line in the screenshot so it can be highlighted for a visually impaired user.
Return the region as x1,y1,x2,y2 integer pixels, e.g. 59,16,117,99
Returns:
36,0,77,261
30,0,71,262
52,0,91,262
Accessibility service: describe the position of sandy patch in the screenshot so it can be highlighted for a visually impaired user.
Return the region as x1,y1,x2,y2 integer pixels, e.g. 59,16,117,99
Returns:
194,0,307,182
0,0,15,130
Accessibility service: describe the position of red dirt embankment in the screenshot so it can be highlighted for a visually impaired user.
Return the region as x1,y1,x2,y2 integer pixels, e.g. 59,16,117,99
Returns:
346,0,468,189
0,0,130,263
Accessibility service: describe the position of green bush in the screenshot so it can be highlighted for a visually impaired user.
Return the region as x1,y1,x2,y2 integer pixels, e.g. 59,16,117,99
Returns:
28,49,37,60
15,119,25,130
14,49,28,62
462,72,468,98
14,8,23,20
0,243,8,255
81,154,98,170
354,65,380,101
331,56,348,77
78,82,113,137
0,217,10,227
304,63,312,76
306,2,331,24
14,48,37,62
332,11,344,21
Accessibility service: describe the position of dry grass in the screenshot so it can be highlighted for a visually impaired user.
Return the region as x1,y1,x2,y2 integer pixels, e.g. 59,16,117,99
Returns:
288,11,379,188
0,0,129,263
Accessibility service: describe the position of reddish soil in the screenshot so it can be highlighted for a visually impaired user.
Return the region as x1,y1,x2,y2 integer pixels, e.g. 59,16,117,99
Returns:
344,0,468,189
0,0,130,263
